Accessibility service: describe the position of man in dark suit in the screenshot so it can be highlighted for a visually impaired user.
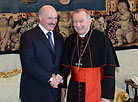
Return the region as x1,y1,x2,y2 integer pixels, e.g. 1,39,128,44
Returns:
20,5,65,102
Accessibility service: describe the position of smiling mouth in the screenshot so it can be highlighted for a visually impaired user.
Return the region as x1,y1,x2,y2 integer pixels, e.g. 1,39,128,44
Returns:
48,23,56,26
76,28,82,31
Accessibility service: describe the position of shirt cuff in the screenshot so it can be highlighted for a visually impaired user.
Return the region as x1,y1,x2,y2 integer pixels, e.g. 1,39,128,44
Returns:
48,77,53,82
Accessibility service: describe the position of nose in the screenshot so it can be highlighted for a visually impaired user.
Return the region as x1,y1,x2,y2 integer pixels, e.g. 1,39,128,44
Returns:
75,22,81,27
51,18,57,24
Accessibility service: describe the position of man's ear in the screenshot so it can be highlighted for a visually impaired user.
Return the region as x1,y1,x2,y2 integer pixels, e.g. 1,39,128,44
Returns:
39,15,42,21
89,18,92,25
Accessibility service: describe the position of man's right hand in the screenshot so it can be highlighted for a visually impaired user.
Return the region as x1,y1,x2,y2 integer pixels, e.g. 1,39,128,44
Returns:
49,74,63,88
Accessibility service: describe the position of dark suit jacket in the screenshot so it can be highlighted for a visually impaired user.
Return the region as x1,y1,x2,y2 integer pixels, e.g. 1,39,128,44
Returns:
20,25,64,102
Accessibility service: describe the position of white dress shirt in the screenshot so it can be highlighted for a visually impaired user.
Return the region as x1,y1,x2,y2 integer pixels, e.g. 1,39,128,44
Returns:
39,24,55,82
38,24,55,45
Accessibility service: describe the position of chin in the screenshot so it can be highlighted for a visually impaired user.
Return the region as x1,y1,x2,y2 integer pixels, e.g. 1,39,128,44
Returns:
49,28,54,31
79,33,84,35
78,31,83,35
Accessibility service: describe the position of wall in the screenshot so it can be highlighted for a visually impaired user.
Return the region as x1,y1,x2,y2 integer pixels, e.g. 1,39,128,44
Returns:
116,49,138,98
0,54,21,72
0,54,21,102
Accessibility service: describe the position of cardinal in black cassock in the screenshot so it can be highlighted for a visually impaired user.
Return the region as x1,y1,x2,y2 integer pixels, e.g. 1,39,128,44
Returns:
60,29,119,102
60,9,119,102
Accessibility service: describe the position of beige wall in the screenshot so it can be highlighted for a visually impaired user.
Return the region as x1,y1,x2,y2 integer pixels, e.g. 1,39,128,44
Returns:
116,49,138,98
0,54,21,72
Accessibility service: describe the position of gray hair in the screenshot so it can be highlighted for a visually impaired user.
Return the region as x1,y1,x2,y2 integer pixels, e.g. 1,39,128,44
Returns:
38,6,45,18
73,9,91,20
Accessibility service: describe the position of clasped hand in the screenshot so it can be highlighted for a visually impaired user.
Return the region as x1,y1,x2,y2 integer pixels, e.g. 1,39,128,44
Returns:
49,74,63,88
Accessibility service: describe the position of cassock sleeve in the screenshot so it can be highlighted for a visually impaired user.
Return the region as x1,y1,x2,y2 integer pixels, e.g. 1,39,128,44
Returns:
104,35,119,66
101,66,115,99
101,35,119,99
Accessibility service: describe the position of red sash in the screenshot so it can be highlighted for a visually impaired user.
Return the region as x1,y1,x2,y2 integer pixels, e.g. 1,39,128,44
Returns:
71,66,103,102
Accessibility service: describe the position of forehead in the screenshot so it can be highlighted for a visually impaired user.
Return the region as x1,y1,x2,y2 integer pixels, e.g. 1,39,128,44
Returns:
45,9,57,16
74,11,86,18
45,13,57,19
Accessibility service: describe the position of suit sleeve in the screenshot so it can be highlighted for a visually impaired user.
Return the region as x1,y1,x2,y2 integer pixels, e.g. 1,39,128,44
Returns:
59,37,72,88
20,33,51,85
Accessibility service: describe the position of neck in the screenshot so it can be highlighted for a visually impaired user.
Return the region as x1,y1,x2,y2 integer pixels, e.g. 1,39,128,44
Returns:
79,27,91,37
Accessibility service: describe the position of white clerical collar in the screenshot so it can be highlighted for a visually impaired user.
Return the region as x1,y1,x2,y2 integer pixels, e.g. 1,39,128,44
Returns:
79,34,85,38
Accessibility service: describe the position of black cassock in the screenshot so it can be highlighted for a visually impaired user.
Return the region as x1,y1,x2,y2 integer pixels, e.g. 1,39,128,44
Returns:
60,29,119,102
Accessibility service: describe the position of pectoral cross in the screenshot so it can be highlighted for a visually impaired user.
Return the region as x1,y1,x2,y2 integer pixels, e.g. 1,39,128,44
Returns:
75,60,82,70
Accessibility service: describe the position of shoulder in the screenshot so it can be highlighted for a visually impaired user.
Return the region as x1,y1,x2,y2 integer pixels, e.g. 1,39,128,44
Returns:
92,29,112,46
66,33,76,40
53,30,64,40
21,26,39,39
64,33,76,44
93,29,108,39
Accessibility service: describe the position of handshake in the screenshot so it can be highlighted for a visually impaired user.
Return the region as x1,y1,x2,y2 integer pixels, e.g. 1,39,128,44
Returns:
49,73,63,88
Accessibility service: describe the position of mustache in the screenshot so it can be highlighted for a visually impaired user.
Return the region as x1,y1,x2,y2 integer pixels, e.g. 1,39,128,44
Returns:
48,23,56,26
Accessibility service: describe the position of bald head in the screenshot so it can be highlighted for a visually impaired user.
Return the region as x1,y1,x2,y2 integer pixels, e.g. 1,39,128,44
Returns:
38,5,57,18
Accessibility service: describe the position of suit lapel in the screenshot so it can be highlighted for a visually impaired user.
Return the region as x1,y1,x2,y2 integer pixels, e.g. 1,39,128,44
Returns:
53,30,60,56
35,26,55,55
